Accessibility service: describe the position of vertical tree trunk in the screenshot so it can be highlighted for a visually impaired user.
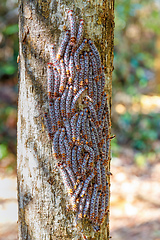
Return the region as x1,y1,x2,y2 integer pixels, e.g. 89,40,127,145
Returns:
17,0,114,239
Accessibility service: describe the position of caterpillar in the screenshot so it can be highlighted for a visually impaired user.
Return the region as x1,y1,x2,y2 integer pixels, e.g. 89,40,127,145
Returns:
68,10,76,45
76,111,84,144
98,93,107,123
93,191,101,223
53,66,60,98
66,85,73,118
65,164,77,188
90,120,100,147
44,112,54,140
81,153,89,174
71,112,79,142
90,184,99,220
93,79,98,111
54,97,62,127
84,100,99,127
79,55,85,88
96,161,102,189
64,43,72,76
59,71,67,94
85,118,92,146
63,118,73,147
99,192,106,224
84,144,95,169
97,77,102,107
83,186,92,218
88,62,94,99
71,146,79,176
101,163,107,192
81,108,88,140
69,53,75,85
74,39,87,70
57,30,70,60
102,134,107,165
59,163,74,195
71,181,84,207
78,194,86,219
47,63,54,100
90,126,100,160
98,115,105,145
53,129,61,159
89,52,99,82
64,136,72,166
76,19,84,47
77,143,84,165
73,71,79,95
84,52,89,85
48,100,57,133
80,171,95,198
59,128,66,160
88,39,102,74
60,86,69,117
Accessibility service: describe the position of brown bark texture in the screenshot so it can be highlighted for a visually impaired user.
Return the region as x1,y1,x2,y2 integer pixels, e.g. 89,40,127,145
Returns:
17,0,114,239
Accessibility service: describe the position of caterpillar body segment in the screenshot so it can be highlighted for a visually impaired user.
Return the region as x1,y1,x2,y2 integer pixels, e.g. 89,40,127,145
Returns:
53,67,60,98
64,136,72,166
71,146,79,176
53,129,61,159
76,111,84,144
88,39,102,74
59,128,66,160
48,100,57,133
66,85,73,118
57,30,70,60
47,63,54,100
54,97,62,127
60,86,68,117
68,10,77,45
63,118,73,147
84,52,89,85
76,19,84,47
44,112,54,140
64,43,72,76
59,163,74,195
90,184,99,220
80,171,95,198
93,191,101,223
83,186,92,218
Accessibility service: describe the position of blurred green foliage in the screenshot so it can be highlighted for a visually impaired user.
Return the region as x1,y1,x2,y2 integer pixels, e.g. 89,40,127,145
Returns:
112,0,160,163
0,0,18,172
0,0,18,78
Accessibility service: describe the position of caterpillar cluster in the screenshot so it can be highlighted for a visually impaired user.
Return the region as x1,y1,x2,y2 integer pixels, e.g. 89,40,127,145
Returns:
44,10,111,232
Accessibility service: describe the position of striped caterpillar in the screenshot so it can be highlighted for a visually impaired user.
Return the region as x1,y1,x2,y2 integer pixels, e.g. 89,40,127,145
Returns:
45,9,112,233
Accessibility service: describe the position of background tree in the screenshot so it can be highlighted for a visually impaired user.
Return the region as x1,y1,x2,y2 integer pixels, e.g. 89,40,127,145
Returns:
17,0,114,239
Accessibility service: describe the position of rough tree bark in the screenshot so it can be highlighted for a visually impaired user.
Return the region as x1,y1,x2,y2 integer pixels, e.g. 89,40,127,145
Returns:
17,0,114,239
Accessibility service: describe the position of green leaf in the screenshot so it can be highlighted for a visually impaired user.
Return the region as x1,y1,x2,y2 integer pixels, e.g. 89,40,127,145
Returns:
0,144,8,159
3,24,18,35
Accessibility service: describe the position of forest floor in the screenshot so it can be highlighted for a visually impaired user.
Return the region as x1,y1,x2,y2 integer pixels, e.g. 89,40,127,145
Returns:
0,147,160,240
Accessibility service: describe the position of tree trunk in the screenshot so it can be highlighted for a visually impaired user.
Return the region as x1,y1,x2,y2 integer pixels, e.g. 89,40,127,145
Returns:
17,0,114,239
